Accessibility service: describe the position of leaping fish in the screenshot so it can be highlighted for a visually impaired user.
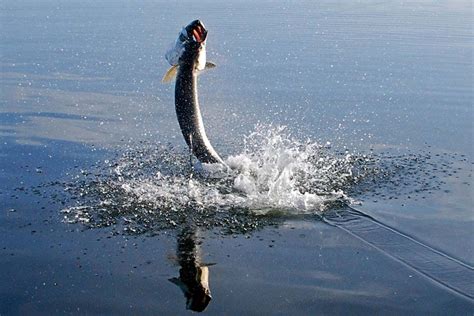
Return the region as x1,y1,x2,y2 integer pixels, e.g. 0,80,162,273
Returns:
163,20,224,165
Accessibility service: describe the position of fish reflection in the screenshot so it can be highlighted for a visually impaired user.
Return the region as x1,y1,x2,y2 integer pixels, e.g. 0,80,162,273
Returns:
169,226,213,312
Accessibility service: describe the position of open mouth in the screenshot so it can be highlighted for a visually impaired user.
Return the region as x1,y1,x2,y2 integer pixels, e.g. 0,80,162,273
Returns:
187,20,207,43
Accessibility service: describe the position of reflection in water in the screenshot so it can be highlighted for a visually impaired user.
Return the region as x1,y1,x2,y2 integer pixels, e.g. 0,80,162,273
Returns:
169,226,212,312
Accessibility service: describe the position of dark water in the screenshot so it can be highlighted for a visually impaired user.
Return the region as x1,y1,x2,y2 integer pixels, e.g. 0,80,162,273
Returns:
1,0,473,314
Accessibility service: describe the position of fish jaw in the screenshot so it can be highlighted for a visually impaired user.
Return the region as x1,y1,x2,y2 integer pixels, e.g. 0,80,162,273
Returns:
165,20,208,71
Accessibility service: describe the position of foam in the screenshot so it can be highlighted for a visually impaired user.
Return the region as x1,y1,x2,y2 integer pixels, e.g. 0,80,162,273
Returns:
92,125,353,215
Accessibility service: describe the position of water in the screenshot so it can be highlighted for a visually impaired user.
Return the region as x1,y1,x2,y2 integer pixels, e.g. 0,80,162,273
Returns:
1,0,473,314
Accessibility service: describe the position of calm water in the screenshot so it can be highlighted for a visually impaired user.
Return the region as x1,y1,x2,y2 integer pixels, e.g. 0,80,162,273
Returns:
1,0,473,314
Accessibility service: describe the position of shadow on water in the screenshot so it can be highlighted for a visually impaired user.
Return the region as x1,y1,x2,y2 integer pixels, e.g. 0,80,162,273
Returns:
170,224,213,312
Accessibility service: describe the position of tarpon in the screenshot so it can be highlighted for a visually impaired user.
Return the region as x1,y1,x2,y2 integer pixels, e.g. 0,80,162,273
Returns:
163,20,224,164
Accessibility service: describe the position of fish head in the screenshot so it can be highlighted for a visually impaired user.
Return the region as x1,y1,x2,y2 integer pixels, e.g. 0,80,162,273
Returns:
165,20,208,71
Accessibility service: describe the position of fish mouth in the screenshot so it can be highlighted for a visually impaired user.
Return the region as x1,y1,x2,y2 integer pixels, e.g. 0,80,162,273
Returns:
186,20,207,43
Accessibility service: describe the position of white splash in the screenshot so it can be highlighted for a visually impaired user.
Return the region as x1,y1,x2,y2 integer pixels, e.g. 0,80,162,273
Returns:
61,124,447,232
113,125,352,215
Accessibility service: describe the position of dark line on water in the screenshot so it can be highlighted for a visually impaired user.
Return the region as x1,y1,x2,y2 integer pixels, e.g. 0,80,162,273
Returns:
322,207,474,301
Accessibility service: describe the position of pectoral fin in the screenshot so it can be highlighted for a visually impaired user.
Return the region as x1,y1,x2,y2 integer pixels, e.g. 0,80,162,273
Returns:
196,62,217,76
205,62,216,69
162,65,178,83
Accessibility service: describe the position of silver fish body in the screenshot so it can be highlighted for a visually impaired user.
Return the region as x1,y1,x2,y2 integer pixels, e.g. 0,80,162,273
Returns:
167,20,224,164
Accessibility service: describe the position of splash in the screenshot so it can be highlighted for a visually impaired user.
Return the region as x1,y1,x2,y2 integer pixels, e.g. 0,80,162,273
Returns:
223,125,354,212
112,125,353,216
60,124,450,234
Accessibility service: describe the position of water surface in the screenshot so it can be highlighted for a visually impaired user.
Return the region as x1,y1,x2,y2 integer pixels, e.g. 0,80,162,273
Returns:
1,0,473,314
